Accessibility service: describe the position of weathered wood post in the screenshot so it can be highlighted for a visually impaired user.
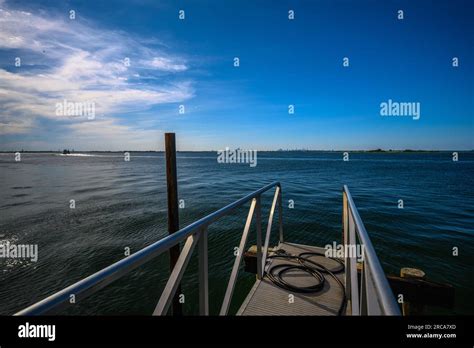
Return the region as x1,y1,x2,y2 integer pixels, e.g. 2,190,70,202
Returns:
165,132,182,316
400,267,426,315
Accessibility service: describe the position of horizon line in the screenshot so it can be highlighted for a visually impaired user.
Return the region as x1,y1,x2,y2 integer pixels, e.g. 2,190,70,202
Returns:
2,149,473,153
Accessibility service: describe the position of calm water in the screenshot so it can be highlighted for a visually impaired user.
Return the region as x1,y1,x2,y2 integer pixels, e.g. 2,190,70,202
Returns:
0,152,473,315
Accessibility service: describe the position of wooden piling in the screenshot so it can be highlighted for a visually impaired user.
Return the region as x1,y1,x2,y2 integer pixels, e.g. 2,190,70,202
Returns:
165,132,182,316
400,267,425,315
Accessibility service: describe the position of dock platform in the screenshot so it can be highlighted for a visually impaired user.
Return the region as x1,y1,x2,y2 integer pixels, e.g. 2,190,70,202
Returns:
238,242,346,316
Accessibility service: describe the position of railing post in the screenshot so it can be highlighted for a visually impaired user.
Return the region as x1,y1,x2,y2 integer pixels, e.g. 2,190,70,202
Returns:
343,188,350,309
220,198,257,315
360,261,368,315
256,196,263,280
343,188,348,245
262,186,280,273
348,212,360,315
198,228,209,315
165,132,182,316
153,234,199,315
278,185,284,243
344,185,401,315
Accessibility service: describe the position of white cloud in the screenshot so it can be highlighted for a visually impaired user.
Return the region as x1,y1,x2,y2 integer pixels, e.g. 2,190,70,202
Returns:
148,57,188,72
0,2,193,144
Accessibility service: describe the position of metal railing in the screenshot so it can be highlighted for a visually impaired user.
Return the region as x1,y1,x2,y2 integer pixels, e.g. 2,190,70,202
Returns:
15,182,283,316
342,185,401,315
15,182,399,316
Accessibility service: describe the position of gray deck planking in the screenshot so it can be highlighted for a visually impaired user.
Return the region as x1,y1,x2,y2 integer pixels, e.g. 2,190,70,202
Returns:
237,242,346,316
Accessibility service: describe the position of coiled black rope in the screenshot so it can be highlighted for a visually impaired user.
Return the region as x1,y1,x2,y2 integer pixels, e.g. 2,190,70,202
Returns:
266,249,346,315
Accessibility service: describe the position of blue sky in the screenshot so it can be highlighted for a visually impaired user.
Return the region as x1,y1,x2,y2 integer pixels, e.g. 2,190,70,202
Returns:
0,0,472,151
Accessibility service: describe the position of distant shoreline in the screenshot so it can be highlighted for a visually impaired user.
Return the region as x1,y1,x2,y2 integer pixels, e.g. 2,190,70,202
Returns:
1,150,473,154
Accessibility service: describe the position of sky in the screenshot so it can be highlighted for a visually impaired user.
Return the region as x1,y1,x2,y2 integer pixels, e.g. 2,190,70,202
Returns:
0,0,472,151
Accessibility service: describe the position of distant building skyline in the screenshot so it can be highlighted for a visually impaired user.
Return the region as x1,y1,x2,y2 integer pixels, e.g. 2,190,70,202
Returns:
0,0,472,151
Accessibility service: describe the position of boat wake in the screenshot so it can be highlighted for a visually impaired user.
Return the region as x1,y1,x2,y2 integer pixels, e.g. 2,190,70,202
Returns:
57,153,97,157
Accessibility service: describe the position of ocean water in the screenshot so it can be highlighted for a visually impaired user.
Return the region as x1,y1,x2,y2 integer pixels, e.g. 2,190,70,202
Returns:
0,151,473,315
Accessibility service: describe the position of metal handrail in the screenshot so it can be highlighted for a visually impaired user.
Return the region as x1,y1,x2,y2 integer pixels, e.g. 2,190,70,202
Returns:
15,181,283,316
15,182,398,316
342,185,401,315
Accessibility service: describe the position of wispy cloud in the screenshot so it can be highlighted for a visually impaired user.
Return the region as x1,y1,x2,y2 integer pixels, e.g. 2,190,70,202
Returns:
0,1,193,145
147,57,188,72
